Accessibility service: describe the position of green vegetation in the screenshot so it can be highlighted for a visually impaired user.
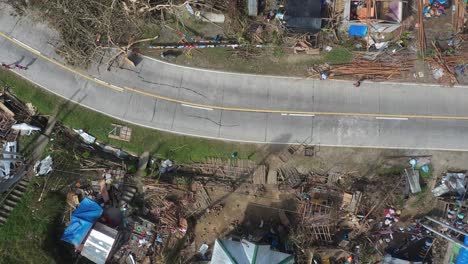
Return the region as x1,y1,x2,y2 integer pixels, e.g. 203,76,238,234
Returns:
419,164,433,179
323,46,354,64
144,47,322,76
395,194,406,208
0,179,68,264
0,69,259,163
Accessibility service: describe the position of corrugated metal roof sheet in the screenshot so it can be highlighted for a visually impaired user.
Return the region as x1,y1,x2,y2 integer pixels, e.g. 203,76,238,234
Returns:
248,0,258,16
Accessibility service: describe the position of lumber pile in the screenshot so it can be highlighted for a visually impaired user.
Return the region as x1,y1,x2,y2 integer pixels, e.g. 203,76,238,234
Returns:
189,181,212,216
144,185,188,239
329,58,413,80
441,53,468,67
252,165,267,184
278,167,302,188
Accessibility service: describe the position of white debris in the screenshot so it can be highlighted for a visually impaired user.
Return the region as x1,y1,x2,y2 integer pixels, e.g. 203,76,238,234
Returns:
432,68,444,80
11,123,41,135
34,155,53,176
73,129,96,144
1,141,18,179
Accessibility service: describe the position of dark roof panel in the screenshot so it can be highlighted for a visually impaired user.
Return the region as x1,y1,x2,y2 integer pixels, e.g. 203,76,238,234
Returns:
284,0,322,33
286,0,322,18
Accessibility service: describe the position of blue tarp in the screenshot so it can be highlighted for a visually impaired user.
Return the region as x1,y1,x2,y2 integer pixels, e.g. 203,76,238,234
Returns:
456,236,468,264
61,198,103,246
348,25,368,37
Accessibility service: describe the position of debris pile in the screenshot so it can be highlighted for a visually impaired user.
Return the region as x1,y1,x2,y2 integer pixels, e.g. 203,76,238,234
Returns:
297,187,339,244
0,90,38,192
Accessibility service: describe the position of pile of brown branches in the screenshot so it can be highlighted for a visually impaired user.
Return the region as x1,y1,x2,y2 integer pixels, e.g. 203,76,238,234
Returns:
8,0,191,67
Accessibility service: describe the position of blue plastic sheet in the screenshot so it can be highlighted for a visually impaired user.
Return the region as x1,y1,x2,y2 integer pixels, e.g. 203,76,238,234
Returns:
348,25,368,37
61,198,103,246
421,165,430,173
456,236,468,264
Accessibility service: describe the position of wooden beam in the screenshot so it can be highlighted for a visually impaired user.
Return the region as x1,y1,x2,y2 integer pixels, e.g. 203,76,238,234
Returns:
0,102,14,117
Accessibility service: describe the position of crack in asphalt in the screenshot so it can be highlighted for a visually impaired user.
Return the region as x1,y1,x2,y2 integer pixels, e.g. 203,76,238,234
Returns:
138,75,207,98
188,115,239,128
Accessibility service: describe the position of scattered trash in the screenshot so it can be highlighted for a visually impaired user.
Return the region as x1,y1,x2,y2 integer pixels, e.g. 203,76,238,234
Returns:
421,165,430,173
375,42,389,50
197,11,225,23
432,172,466,197
413,71,425,78
383,208,401,227
324,46,333,52
34,155,53,176
73,129,96,144
432,68,444,80
320,72,328,80
159,159,173,174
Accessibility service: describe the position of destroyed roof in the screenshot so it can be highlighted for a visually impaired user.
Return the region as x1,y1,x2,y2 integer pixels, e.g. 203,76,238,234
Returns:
211,239,294,264
284,0,322,33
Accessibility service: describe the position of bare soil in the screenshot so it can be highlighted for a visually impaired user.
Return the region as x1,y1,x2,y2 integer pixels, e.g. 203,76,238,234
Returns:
191,145,468,257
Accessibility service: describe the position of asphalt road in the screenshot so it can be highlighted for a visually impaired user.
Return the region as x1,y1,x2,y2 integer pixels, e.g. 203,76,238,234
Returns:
1,3,468,150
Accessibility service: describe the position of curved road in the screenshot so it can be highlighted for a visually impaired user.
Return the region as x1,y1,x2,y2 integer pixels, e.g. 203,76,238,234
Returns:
1,4,468,150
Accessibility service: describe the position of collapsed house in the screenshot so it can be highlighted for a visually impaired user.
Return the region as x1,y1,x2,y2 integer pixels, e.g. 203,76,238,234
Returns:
341,0,407,35
297,187,340,243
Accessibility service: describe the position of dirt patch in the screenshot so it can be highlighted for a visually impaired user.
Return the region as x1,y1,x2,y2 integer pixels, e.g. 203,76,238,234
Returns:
188,146,468,260
193,184,294,248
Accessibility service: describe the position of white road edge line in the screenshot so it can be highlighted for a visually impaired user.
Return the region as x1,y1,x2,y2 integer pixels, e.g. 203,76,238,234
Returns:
11,71,468,152
12,38,41,54
141,55,468,89
281,113,315,117
376,117,409,120
181,104,213,111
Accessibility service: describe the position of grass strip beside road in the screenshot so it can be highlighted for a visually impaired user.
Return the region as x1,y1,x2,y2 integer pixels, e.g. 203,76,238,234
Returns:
0,69,259,163
0,180,68,264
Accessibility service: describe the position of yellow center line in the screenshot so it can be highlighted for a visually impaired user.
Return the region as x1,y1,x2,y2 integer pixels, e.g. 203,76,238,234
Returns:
0,31,123,92
123,86,468,120
3,31,468,121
